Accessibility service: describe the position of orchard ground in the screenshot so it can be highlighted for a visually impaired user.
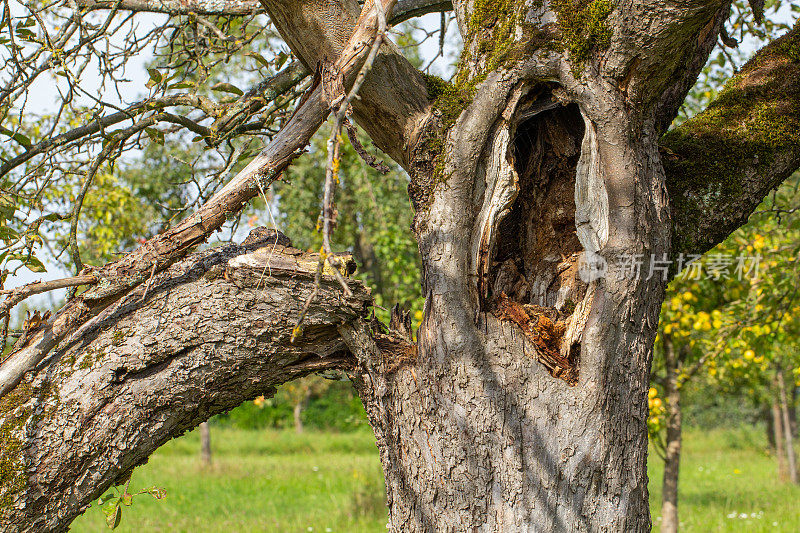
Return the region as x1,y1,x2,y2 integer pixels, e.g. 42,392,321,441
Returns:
70,426,800,532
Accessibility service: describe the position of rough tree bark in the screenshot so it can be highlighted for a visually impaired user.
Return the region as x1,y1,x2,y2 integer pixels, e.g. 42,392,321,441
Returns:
0,238,371,530
2,1,800,532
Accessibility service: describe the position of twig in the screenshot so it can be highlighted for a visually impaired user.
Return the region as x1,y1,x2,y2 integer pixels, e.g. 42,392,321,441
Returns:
139,262,158,303
293,0,390,337
0,274,98,318
344,119,389,174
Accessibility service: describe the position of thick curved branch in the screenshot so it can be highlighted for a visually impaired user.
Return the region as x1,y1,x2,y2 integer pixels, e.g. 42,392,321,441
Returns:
663,22,800,257
76,0,453,24
0,241,371,532
260,0,432,168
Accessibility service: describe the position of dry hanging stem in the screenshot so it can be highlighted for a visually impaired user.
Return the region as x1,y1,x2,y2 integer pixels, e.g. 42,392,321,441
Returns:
293,0,391,341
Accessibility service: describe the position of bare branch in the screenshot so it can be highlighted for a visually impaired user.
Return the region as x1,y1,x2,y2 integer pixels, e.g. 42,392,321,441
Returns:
0,0,402,398
0,274,98,318
75,0,262,16
75,0,453,24
344,119,390,174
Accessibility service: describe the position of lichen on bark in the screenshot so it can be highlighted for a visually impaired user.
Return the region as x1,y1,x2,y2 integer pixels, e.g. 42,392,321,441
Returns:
0,382,32,513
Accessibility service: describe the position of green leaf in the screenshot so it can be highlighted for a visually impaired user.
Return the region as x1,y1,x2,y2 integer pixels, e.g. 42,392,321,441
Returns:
145,486,167,499
276,51,288,69
146,68,163,88
0,201,14,221
0,128,32,149
246,51,271,69
211,82,244,96
15,28,35,39
145,127,164,145
24,255,46,273
106,505,122,529
167,80,195,90
0,225,18,242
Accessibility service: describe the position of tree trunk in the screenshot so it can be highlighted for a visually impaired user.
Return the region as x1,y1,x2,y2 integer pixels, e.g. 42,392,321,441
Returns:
3,2,800,532
348,62,673,528
772,395,789,482
660,335,682,533
777,367,799,484
790,384,797,439
765,404,776,450
199,422,212,465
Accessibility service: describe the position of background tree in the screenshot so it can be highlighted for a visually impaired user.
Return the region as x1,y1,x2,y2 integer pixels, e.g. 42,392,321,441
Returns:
650,169,800,532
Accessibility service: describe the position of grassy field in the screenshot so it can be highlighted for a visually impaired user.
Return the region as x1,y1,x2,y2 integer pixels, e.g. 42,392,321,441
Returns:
70,426,800,532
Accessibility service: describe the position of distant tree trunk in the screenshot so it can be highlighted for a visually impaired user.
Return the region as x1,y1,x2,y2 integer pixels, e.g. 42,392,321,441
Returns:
772,395,789,481
293,389,312,434
777,368,799,484
199,422,212,465
790,385,798,439
354,233,383,297
660,335,682,533
765,404,776,450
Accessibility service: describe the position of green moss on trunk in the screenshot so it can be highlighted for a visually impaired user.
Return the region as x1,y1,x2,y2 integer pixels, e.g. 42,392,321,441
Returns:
552,0,614,71
662,22,800,253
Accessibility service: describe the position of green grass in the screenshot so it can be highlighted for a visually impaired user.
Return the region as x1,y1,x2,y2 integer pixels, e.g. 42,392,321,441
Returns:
70,426,800,532
648,426,800,532
69,428,387,533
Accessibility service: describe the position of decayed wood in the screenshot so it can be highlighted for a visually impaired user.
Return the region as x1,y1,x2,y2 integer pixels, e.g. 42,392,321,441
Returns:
0,241,371,532
490,294,576,385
